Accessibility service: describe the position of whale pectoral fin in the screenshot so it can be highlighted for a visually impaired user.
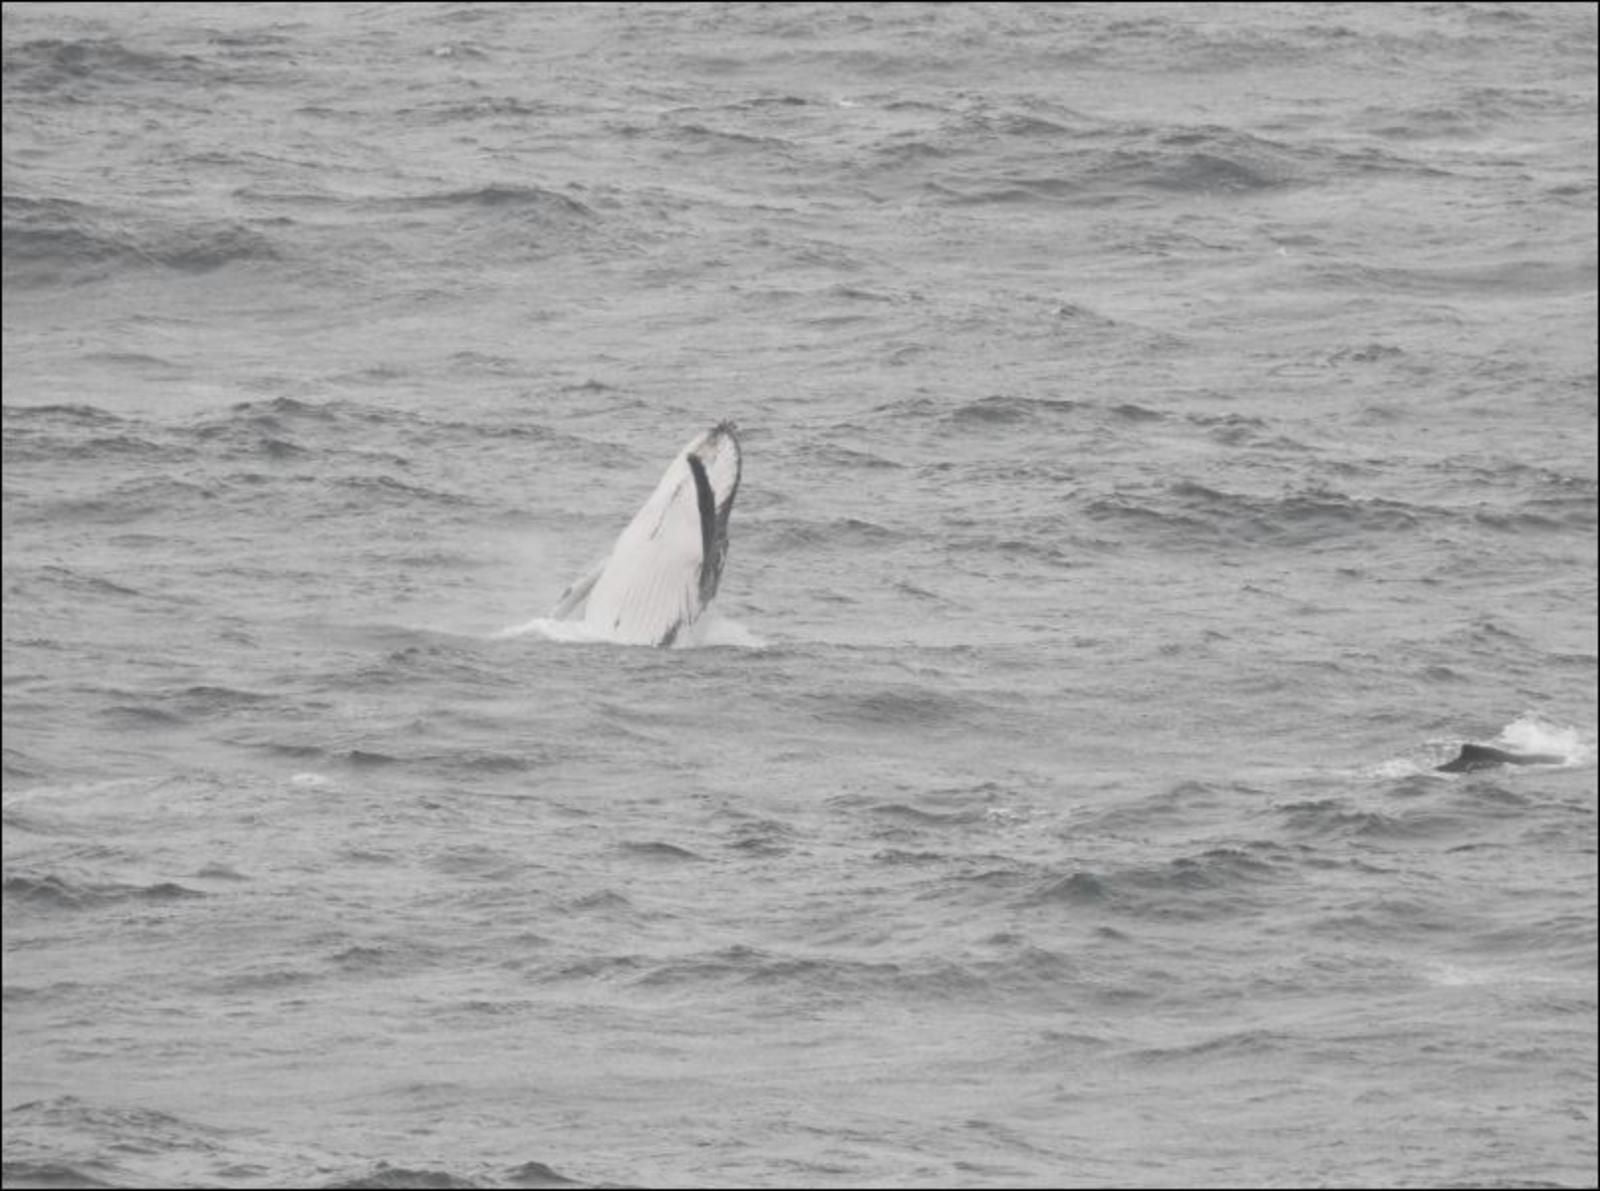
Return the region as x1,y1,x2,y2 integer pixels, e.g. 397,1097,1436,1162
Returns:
690,426,739,608
686,452,722,607
550,557,607,620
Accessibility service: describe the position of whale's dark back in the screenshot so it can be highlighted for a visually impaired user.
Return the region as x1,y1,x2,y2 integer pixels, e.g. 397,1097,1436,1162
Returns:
1436,744,1563,773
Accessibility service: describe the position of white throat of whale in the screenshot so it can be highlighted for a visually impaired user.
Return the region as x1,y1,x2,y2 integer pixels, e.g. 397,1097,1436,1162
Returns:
552,422,741,647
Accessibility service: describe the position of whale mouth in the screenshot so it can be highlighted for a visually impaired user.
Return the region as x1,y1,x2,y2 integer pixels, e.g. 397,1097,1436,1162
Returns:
550,423,742,647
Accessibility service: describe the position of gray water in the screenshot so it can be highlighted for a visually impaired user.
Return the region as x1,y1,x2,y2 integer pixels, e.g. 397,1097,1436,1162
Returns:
3,3,1597,1187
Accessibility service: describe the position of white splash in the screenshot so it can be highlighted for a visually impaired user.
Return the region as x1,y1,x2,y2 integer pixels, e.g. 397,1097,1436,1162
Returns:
677,611,766,650
493,610,764,650
492,616,613,645
1495,711,1592,767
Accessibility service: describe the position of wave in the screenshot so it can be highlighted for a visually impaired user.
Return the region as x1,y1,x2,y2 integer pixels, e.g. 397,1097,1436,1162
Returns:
806,684,980,730
367,184,593,220
594,943,967,1003
2,36,220,93
901,124,1313,207
11,564,145,601
14,474,220,526
756,516,913,551
1,1096,261,1191
1306,257,1598,300
4,873,206,912
0,1160,116,1189
321,1166,487,1190
946,394,1085,426
321,1158,583,1189
1082,481,1433,549
3,193,282,287
1024,843,1290,922
1272,800,1473,842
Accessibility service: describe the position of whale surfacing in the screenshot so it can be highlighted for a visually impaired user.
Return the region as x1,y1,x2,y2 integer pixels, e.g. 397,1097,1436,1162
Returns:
552,422,741,647
1435,743,1563,773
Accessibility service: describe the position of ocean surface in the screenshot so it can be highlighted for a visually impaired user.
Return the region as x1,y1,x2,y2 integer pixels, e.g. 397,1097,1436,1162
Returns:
3,3,1597,1187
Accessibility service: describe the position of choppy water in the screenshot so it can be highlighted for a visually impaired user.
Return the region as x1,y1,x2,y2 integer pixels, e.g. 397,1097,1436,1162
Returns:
3,3,1597,1187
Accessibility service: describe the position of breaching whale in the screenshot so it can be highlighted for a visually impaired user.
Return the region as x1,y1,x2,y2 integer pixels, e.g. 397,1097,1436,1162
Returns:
1435,743,1563,773
551,422,741,647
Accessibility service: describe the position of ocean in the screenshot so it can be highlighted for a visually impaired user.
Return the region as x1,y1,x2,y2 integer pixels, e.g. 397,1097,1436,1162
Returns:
3,3,1596,1187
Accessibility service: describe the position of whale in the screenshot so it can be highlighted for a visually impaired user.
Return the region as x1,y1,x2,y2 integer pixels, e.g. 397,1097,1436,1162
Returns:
1435,743,1564,773
551,422,741,647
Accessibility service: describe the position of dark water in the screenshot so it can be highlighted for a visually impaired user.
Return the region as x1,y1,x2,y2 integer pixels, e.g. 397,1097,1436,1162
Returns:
3,3,1596,1187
